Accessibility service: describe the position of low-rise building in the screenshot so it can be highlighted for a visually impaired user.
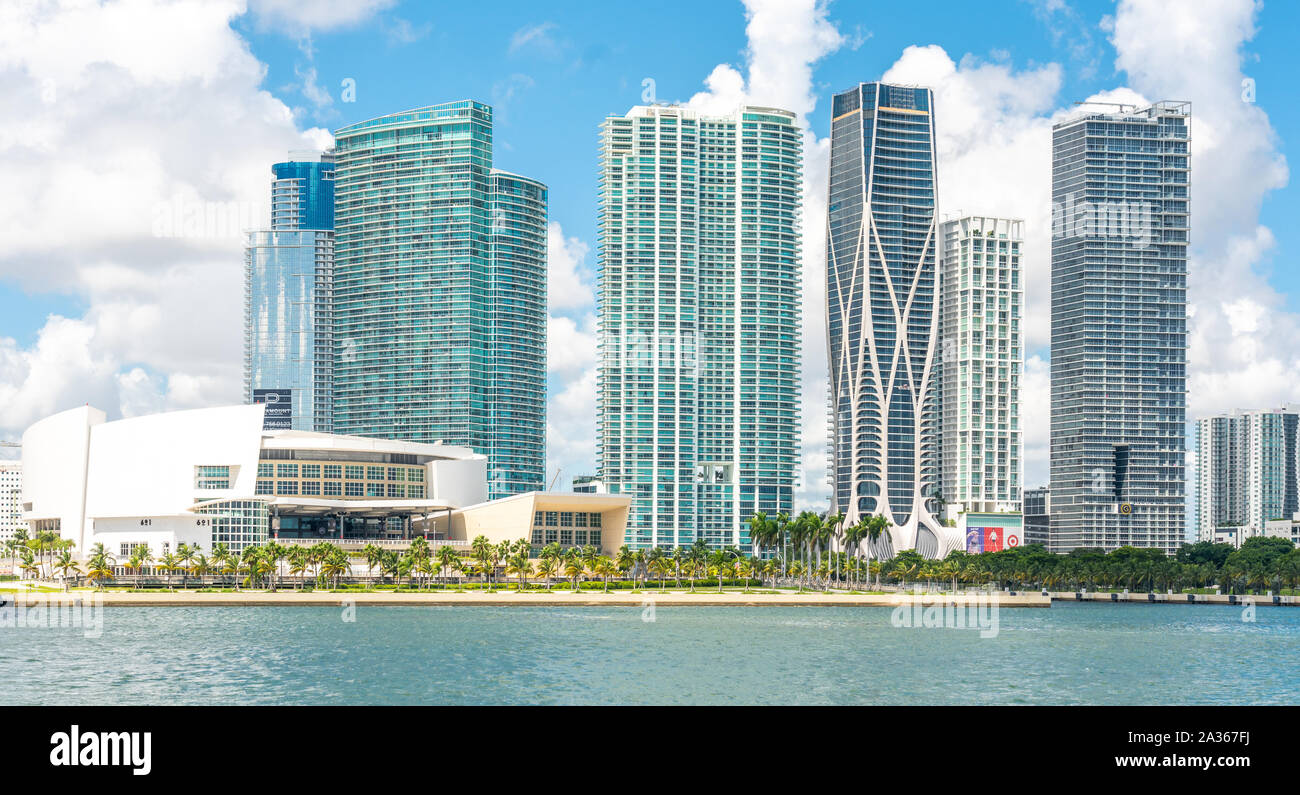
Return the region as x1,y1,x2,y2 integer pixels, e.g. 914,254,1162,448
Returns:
21,404,628,560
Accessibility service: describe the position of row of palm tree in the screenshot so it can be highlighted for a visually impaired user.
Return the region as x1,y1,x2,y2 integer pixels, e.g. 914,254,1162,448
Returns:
748,510,893,590
5,528,78,583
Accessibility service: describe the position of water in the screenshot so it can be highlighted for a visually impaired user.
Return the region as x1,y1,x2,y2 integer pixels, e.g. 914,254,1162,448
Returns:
2,602,1297,705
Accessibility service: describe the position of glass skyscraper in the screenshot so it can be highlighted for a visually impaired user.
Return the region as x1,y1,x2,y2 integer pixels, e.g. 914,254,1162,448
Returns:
331,101,546,499
1194,408,1298,542
1049,102,1190,554
245,151,335,432
826,82,956,557
939,215,1023,515
597,104,801,551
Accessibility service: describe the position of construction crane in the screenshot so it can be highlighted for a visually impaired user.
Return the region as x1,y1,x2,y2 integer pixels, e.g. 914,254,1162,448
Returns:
548,467,562,492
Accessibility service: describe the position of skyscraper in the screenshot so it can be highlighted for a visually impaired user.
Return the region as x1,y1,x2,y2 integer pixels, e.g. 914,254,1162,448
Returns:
1049,101,1190,554
245,150,335,432
939,215,1024,516
1194,407,1298,542
331,102,547,499
826,82,956,557
597,104,801,551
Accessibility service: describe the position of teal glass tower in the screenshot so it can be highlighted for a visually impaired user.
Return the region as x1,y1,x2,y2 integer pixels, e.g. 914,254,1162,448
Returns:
331,102,547,499
597,104,802,552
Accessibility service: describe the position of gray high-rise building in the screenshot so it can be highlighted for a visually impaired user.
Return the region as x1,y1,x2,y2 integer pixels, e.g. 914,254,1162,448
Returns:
1049,102,1190,554
826,82,957,557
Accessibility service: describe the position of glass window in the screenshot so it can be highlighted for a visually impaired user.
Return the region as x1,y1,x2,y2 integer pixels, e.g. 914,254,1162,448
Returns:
407,485,424,498
534,511,544,525
407,468,424,483
195,465,230,490
258,463,273,478
560,529,573,546
301,464,320,479
560,512,574,527
367,466,385,481
575,512,589,527
545,529,558,544
276,463,298,478
387,467,403,482
276,481,297,495
545,511,558,526
323,464,342,479
530,528,543,544
345,482,364,497
575,530,588,546
323,481,342,496
387,483,404,498
255,480,273,495
366,483,383,497
345,465,365,480
590,512,602,528
301,481,321,496
590,531,601,547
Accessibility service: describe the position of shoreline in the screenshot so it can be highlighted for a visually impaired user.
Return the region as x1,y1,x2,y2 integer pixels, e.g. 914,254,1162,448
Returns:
0,589,1050,608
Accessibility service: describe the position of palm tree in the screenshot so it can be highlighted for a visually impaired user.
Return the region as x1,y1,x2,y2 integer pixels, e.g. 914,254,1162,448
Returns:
287,546,309,590
506,550,533,590
593,556,617,592
707,549,732,593
535,555,558,590
191,554,211,588
616,545,637,589
361,543,384,584
650,555,672,590
471,535,493,589
176,543,196,589
563,553,584,591
321,546,351,590
435,544,462,587
52,548,79,590
157,552,180,591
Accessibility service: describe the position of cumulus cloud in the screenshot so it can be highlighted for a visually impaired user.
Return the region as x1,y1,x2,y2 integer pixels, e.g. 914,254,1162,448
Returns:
244,0,396,34
0,0,375,443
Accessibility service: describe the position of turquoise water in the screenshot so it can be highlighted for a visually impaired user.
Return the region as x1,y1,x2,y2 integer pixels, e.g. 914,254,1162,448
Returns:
2,602,1297,705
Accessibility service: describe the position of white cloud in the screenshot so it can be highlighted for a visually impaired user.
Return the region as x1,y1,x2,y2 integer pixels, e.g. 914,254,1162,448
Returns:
244,0,396,34
509,22,561,57
0,0,369,442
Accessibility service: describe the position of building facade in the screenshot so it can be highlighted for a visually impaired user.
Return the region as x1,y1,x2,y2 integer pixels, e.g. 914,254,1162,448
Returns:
20,404,629,560
1023,486,1050,547
826,82,956,557
1194,408,1299,542
245,150,335,432
1049,102,1190,554
597,104,802,551
331,102,547,500
0,461,26,544
939,215,1024,519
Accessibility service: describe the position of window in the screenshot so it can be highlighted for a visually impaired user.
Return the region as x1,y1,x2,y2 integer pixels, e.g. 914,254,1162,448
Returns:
590,512,602,528
545,511,558,526
545,529,558,544
407,468,425,483
257,463,274,478
323,464,342,479
345,465,365,480
367,466,385,481
560,529,573,545
345,482,364,497
301,481,321,496
534,511,544,525
387,467,403,481
590,531,601,547
575,513,589,527
530,528,543,544
408,485,424,498
301,464,320,479
276,481,298,495
255,480,273,495
366,483,383,497
575,530,588,546
560,512,574,527
387,483,404,498
323,481,342,496
276,463,298,478
195,465,230,490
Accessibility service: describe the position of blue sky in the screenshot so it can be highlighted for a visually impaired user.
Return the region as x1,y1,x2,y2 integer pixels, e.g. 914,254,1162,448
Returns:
0,0,1294,509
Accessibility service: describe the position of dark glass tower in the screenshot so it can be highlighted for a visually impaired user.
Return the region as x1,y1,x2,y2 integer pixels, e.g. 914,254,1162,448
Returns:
826,82,956,557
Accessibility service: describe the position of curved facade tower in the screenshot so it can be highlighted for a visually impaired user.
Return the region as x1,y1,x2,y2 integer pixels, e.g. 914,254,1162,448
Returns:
826,82,957,558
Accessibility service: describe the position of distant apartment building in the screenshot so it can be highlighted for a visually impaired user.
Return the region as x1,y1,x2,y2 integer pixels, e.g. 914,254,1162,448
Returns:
1023,486,1049,547
597,104,802,551
0,461,26,544
572,475,606,495
245,150,336,432
331,101,548,500
1049,102,1190,554
1194,407,1299,542
939,215,1024,520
